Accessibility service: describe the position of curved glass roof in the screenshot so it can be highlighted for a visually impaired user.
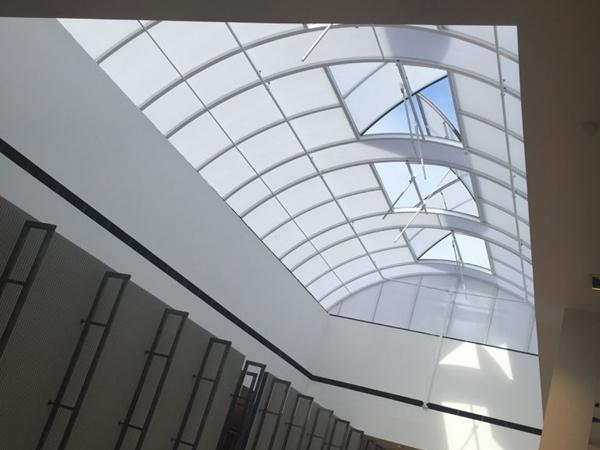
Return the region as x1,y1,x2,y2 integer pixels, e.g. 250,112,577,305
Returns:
60,20,534,352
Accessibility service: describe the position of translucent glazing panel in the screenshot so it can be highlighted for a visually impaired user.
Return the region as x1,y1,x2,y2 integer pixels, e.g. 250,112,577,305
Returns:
200,149,255,195
321,239,365,267
321,286,350,310
410,284,453,335
228,22,302,44
337,283,379,319
338,191,388,219
277,177,332,216
311,224,354,251
282,242,316,269
420,233,457,262
330,62,385,97
497,26,519,55
445,26,495,45
101,33,179,105
481,203,517,235
243,197,290,237
419,76,459,131
373,279,420,328
169,114,230,168
144,83,202,133
308,272,342,300
344,63,403,132
493,260,525,287
149,21,238,74
476,176,513,212
295,202,345,237
60,19,142,59
488,244,522,272
453,75,503,126
294,255,330,284
211,86,282,141
360,230,408,253
323,165,379,197
334,256,375,282
404,65,447,94
263,221,306,257
504,93,524,136
407,228,451,256
262,156,316,191
455,234,492,270
487,300,533,351
446,297,492,344
269,69,338,117
346,272,382,293
462,117,508,162
508,135,526,173
188,53,258,105
238,124,304,171
227,178,271,214
371,247,413,268
291,108,354,149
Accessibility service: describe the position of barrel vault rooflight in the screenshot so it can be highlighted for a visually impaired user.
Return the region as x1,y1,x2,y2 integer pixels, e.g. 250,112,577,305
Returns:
60,20,536,353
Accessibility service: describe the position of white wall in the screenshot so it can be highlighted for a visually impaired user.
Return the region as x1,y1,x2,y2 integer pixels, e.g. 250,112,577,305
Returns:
0,17,543,450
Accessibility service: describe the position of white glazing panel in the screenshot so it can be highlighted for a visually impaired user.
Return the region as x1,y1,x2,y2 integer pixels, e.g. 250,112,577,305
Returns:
338,191,388,219
372,247,413,268
497,26,519,55
228,22,302,45
420,234,456,262
243,197,289,237
373,280,420,328
277,177,331,216
501,57,521,94
308,272,342,300
200,149,255,195
334,256,375,282
446,296,492,344
321,239,365,267
269,69,338,117
446,26,495,45
404,65,446,93
263,221,307,257
169,114,230,168
282,242,316,269
508,135,526,173
375,26,499,82
488,244,522,272
454,75,503,126
346,272,382,293
345,63,402,132
513,173,528,195
294,255,330,284
227,178,271,214
515,195,529,222
494,260,525,288
323,165,378,197
291,108,354,149
330,62,385,97
246,26,380,77
476,176,513,212
321,286,349,310
408,228,451,257
295,202,345,237
337,283,379,319
238,124,304,172
211,86,282,141
487,300,533,351
101,33,179,106
481,203,517,235
149,21,237,74
462,117,508,162
144,83,202,133
456,234,491,270
361,230,407,253
188,53,258,105
60,19,142,59
311,224,354,250
410,284,453,335
504,93,524,136
262,156,316,191
519,220,531,245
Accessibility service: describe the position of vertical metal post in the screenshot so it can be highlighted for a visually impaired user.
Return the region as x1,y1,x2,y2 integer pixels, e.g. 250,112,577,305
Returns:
172,337,232,449
37,271,130,450
280,394,313,450
0,220,55,361
115,308,188,450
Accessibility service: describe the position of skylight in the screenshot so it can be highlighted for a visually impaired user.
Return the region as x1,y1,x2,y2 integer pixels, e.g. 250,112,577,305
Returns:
59,20,534,351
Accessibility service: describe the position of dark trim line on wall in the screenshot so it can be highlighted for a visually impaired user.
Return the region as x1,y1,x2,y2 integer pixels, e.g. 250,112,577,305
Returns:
0,138,542,437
